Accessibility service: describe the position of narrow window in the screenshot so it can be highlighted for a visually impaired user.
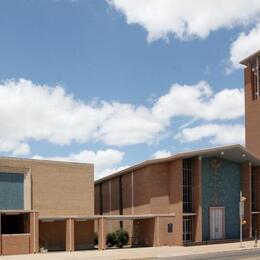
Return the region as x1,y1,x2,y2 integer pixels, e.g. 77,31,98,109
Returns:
168,223,173,233
183,159,193,213
119,176,123,229
183,217,193,242
99,183,103,215
252,171,256,212
251,57,260,100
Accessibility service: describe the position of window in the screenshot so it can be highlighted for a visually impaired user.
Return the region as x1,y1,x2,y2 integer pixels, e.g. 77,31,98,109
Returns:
183,159,193,213
250,58,260,100
1,214,29,234
119,176,123,215
99,183,103,215
252,172,257,212
167,223,173,233
252,215,258,238
183,217,193,242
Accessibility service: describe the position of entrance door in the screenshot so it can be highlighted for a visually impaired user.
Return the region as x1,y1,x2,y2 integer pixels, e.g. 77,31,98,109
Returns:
210,207,225,240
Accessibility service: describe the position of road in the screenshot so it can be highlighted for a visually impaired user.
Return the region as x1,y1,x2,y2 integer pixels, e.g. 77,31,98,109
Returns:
158,248,260,260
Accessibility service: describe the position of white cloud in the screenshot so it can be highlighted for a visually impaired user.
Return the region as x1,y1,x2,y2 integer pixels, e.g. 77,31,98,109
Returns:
12,143,31,156
152,81,244,121
229,23,260,70
0,140,30,156
152,149,171,159
33,149,124,179
96,103,163,145
108,0,260,42
174,124,245,145
0,79,244,154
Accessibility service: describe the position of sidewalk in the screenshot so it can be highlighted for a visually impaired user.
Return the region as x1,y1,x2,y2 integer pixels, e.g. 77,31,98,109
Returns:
1,241,259,260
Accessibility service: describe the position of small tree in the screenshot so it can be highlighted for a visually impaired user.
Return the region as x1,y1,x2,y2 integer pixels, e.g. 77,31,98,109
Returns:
106,232,117,247
116,229,129,248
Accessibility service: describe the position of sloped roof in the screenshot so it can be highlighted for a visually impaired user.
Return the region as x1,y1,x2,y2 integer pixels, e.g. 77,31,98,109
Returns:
95,144,260,184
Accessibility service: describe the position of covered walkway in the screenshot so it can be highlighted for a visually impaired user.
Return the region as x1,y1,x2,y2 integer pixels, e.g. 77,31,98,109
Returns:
97,213,175,250
39,213,175,252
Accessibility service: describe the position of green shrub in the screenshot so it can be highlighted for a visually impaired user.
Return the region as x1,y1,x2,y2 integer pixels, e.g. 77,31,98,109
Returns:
94,232,98,245
116,229,129,248
106,232,117,247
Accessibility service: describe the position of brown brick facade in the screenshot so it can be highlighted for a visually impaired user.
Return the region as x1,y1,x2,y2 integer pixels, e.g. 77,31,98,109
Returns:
0,157,94,217
244,65,260,158
0,157,94,255
1,234,30,255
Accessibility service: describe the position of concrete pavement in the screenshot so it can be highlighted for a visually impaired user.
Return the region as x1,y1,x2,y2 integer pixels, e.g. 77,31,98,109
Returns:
1,241,260,260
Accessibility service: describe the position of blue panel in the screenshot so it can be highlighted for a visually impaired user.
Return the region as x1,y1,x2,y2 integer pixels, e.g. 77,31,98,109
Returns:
0,172,24,209
202,158,241,241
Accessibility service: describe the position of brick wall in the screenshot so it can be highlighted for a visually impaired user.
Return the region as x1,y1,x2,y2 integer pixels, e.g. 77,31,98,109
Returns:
74,221,94,250
193,156,202,242
168,159,183,245
1,234,30,255
94,158,185,246
0,157,94,217
39,220,66,251
244,66,260,158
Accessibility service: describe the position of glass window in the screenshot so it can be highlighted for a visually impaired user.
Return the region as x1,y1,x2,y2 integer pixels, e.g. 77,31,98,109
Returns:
183,159,193,213
168,223,173,233
183,217,193,242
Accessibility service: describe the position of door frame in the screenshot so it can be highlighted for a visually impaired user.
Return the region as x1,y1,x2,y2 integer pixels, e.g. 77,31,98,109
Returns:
209,207,225,240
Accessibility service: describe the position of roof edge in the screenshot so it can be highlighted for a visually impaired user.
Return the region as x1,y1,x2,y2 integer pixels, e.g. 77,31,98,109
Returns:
0,155,93,167
95,144,250,184
240,50,260,65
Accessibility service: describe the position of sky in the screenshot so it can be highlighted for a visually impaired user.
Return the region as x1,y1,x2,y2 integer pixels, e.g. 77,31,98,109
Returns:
0,0,260,179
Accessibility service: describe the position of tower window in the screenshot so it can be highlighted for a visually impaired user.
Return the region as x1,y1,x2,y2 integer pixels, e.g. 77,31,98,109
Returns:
251,57,260,100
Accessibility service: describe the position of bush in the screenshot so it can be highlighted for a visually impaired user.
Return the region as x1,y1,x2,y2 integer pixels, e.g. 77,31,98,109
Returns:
106,232,117,247
116,229,129,248
94,232,98,245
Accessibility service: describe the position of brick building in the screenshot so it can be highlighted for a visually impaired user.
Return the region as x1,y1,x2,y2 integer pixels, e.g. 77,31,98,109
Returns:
94,50,260,247
241,50,260,158
0,157,94,255
1,50,260,255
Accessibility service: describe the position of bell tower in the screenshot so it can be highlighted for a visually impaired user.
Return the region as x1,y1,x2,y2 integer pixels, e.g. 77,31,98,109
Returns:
240,50,260,158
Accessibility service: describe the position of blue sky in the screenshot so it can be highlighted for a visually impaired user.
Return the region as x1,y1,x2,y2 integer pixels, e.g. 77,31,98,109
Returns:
0,0,259,178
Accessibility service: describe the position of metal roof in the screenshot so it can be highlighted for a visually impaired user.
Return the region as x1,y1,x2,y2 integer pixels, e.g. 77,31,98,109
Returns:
95,144,260,184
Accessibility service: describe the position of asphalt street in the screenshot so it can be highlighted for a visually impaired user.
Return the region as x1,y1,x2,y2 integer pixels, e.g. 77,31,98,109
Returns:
157,248,260,260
